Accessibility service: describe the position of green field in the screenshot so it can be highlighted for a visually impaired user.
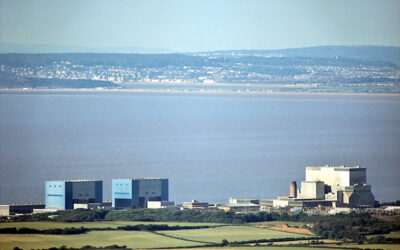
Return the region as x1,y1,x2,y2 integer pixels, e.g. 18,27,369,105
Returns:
0,220,224,230
0,221,317,250
160,225,312,244
0,230,204,250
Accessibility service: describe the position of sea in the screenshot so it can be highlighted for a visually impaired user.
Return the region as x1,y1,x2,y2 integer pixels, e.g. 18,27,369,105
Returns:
0,91,399,204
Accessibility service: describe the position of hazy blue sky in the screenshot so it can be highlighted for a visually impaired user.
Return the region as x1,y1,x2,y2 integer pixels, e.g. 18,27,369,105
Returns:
1,0,399,52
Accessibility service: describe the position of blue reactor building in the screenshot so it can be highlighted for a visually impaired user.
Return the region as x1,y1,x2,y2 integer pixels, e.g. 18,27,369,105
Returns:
45,180,103,210
112,178,168,208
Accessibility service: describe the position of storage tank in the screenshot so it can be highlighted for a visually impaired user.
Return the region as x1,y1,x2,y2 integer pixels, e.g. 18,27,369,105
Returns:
290,181,297,198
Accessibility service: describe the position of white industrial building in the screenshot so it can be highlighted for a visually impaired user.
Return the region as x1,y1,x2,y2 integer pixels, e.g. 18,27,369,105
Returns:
298,165,376,207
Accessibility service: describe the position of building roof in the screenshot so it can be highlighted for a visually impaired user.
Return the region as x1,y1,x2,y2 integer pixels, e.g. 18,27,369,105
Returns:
47,180,102,182
113,178,168,180
218,203,260,208
306,165,363,171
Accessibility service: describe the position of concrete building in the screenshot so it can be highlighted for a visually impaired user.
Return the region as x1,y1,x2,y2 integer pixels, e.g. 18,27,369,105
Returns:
45,180,102,210
299,165,375,207
0,203,45,216
217,203,260,213
147,201,176,210
73,203,102,210
112,178,168,208
182,200,209,209
300,181,325,199
229,198,260,205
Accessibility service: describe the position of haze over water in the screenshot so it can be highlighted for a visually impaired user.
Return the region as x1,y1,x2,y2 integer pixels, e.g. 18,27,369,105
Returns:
0,91,399,204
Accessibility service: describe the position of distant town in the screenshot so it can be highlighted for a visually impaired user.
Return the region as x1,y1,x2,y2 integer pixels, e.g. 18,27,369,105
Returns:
1,46,400,94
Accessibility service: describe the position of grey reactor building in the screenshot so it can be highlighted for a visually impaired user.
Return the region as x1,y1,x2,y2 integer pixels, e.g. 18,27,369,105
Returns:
112,178,168,208
45,180,103,210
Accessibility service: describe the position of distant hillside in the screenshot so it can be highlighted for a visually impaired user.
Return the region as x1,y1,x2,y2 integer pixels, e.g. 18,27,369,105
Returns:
0,53,396,68
1,44,399,66
200,46,400,66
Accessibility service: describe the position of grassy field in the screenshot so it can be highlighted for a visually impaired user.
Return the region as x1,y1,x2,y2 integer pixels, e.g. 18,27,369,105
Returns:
0,231,205,250
160,225,312,244
0,220,224,230
0,221,317,250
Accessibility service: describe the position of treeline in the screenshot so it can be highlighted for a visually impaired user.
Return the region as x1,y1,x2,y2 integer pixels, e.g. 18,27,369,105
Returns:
116,224,211,231
0,227,88,235
367,235,400,244
7,208,107,222
312,213,400,243
103,208,308,224
218,236,320,246
13,245,129,250
0,224,212,235
7,208,306,223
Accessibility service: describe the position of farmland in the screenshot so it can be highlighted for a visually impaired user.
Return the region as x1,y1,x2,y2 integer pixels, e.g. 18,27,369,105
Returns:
1,218,400,250
0,230,204,249
160,225,308,243
0,221,314,250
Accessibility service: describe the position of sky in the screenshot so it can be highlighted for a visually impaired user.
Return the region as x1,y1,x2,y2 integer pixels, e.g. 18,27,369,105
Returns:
1,0,400,52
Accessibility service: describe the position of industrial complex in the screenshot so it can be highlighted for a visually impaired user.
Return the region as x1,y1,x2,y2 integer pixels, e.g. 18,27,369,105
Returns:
1,165,395,217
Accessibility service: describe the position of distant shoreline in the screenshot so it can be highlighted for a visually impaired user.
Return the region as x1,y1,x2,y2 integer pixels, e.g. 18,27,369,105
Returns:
1,87,400,98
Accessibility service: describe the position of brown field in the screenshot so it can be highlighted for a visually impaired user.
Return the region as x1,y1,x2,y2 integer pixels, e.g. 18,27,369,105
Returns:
253,224,314,236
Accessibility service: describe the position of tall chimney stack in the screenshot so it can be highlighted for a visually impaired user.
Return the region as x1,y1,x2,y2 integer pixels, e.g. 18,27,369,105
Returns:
290,181,297,198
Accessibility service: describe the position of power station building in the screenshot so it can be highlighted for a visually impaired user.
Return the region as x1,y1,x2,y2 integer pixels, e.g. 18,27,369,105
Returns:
45,180,103,210
297,165,376,207
228,165,376,211
112,178,168,208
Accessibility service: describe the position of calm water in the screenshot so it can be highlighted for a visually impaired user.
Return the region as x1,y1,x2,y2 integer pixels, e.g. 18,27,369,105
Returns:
1,91,399,204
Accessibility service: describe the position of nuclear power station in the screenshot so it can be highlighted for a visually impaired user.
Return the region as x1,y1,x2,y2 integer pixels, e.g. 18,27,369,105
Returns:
36,165,376,213
227,165,377,212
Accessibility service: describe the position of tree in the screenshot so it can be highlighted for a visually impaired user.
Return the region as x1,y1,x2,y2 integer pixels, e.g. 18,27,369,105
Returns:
221,239,229,246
